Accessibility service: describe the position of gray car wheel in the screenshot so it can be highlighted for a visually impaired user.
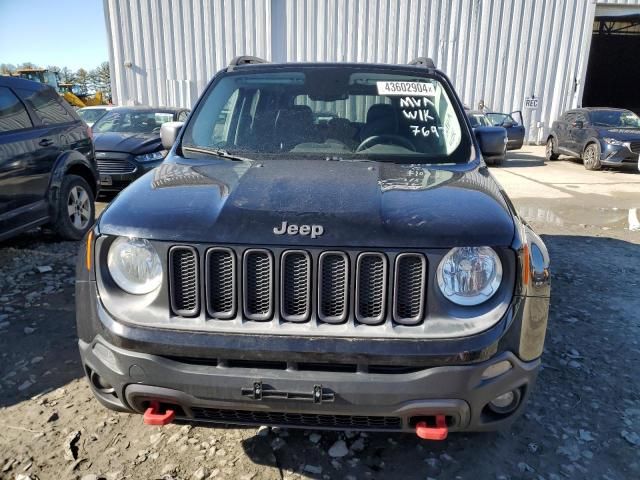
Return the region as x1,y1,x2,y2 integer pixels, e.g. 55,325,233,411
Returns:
545,137,559,161
583,143,602,171
52,175,95,240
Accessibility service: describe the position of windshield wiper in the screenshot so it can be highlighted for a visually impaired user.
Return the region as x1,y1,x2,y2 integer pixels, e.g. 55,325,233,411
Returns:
182,146,253,162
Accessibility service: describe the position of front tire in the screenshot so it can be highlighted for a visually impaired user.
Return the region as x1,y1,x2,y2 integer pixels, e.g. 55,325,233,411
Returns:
583,143,602,171
52,175,95,240
545,137,559,161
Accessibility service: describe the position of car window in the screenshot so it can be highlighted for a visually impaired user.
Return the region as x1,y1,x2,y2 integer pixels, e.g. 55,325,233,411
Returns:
78,108,107,123
0,87,33,132
16,88,73,125
574,112,587,123
467,113,491,127
563,112,576,124
93,110,175,134
178,111,189,122
486,113,515,126
183,67,470,164
590,110,640,128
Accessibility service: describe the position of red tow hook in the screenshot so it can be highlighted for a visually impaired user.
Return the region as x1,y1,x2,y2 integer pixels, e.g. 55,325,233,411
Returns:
143,401,176,426
415,415,448,440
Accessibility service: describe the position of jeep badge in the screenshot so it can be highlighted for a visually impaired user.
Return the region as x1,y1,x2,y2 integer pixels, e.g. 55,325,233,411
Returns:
273,221,324,239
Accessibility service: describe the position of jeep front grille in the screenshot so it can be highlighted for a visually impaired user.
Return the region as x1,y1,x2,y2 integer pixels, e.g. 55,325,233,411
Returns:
168,247,199,316
318,252,349,323
205,248,236,319
169,246,430,330
243,249,274,321
393,253,426,324
280,251,312,321
356,253,388,324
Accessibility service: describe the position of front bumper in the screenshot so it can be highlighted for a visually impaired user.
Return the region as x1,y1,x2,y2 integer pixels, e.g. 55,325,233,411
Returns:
79,336,539,433
601,143,639,166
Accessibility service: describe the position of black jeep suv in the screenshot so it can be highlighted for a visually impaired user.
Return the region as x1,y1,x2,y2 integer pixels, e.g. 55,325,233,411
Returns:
0,76,98,241
76,57,550,437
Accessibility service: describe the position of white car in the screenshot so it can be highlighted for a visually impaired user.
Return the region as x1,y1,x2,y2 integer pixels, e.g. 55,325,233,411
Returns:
77,106,116,127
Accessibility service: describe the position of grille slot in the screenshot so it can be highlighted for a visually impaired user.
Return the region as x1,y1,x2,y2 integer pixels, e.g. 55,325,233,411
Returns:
169,246,199,316
190,407,402,430
318,252,349,323
243,249,274,321
393,253,427,324
280,251,312,322
356,253,388,324
630,141,640,154
96,157,136,174
205,248,236,319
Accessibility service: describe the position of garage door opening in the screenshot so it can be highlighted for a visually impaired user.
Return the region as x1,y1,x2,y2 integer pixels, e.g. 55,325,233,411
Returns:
583,14,640,114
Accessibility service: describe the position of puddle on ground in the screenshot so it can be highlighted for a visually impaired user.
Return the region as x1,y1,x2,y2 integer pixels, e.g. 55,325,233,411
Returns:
515,204,640,232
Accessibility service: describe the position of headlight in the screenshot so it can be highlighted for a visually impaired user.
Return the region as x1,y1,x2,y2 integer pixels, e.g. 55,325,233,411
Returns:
436,247,502,306
134,150,168,162
603,137,625,146
107,237,163,294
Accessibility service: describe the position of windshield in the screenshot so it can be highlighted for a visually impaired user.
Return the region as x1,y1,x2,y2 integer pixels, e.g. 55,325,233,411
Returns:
93,110,174,134
182,67,470,163
467,113,491,127
590,110,640,128
78,108,107,123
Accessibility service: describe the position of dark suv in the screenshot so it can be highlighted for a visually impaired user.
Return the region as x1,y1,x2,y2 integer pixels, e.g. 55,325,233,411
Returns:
76,57,550,438
546,107,640,170
0,76,98,241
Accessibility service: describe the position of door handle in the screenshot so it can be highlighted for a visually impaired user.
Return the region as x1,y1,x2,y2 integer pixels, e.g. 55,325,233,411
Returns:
39,138,54,147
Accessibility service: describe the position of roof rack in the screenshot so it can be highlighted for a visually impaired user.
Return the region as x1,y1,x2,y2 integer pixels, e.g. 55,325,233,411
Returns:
228,56,269,71
408,57,436,69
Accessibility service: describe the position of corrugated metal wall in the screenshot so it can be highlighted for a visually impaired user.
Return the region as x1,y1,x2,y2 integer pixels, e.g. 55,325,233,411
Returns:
103,0,272,108
104,0,640,142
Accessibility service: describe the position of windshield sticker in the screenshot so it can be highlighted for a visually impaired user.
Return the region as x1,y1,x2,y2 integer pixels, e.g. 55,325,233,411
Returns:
377,81,435,97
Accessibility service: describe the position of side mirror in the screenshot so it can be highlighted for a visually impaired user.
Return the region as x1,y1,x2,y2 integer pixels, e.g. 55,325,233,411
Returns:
160,121,185,150
502,121,514,128
475,127,507,157
571,120,583,129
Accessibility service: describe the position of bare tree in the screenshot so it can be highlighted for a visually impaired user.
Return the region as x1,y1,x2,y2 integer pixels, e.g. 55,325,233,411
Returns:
0,63,16,75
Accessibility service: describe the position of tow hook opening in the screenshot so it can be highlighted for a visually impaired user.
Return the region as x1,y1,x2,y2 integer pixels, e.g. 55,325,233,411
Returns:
142,401,178,426
412,415,451,440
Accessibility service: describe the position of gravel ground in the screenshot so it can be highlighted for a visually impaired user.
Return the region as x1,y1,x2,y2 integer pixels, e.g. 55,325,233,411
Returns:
1,155,639,480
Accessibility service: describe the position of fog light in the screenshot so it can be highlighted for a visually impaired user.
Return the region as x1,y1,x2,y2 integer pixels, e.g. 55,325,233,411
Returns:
481,360,512,380
488,389,521,415
90,370,115,395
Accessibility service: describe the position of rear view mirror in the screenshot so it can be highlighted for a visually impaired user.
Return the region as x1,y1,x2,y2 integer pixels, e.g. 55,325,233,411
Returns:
475,127,506,157
160,121,185,150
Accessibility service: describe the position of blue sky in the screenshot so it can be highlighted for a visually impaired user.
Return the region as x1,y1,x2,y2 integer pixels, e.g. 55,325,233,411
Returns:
0,0,109,71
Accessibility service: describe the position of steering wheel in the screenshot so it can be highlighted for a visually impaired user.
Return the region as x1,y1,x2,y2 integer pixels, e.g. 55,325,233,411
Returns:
356,134,416,153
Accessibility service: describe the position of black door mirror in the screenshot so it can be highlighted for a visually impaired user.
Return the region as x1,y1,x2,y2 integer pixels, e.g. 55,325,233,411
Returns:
475,127,506,157
160,121,185,150
502,121,514,128
571,120,583,129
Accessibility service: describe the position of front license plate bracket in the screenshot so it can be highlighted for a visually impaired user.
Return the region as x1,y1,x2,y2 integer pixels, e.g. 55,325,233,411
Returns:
241,380,334,403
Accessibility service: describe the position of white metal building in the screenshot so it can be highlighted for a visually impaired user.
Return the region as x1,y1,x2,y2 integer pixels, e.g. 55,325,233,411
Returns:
103,0,640,143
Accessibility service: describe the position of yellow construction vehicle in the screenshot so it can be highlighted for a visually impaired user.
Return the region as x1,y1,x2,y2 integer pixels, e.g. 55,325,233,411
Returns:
59,82,105,107
13,68,107,108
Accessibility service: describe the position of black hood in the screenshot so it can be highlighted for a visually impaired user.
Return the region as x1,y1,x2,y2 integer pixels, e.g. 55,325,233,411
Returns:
595,127,640,141
99,156,515,248
93,132,162,154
